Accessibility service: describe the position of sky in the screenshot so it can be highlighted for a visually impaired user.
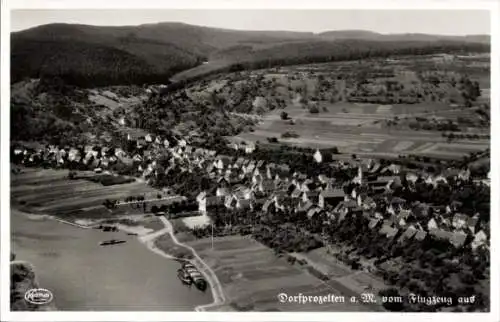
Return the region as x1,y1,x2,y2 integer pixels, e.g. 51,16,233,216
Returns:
11,9,491,35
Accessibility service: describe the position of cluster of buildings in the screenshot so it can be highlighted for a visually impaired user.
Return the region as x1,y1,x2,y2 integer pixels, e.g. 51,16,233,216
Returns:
12,131,489,253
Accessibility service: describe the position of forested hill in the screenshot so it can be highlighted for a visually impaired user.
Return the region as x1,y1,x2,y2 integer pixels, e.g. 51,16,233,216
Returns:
11,22,490,86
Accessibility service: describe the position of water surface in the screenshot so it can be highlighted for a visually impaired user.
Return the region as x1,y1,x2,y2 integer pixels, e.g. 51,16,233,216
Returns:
11,210,213,311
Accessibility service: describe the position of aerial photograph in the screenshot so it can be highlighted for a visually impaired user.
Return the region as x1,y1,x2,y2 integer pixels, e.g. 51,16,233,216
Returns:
8,8,491,313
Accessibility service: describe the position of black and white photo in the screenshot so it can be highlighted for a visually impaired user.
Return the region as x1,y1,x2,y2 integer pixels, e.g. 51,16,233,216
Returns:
1,1,498,321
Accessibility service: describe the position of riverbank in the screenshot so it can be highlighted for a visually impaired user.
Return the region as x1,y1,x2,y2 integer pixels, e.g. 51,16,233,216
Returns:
11,260,57,311
149,216,226,312
11,209,213,311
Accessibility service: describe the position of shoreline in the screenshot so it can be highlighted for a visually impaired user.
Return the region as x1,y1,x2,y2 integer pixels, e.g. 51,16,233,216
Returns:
138,217,226,311
12,208,225,311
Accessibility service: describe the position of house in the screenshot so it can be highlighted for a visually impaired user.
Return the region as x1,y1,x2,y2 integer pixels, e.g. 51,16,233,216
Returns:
427,218,439,231
236,199,253,210
235,157,245,168
273,191,289,211
254,198,267,211
343,200,359,210
318,175,329,184
178,139,187,147
290,187,302,199
313,149,323,163
296,173,307,181
307,207,322,219
297,199,314,213
399,225,418,242
379,224,399,240
429,228,453,242
100,157,110,168
302,191,320,204
467,214,480,234
410,202,430,218
299,179,311,192
262,199,275,213
277,164,291,175
406,172,419,183
458,169,471,181
216,187,230,197
206,163,216,174
326,211,336,222
471,230,488,250
252,173,264,185
370,176,400,190
449,231,468,248
359,195,376,210
246,161,256,174
352,166,363,185
214,159,224,170
224,195,238,209
414,230,428,242
368,218,382,230
234,186,255,200
217,176,230,188
318,189,345,208
452,213,469,230
245,143,256,154
265,166,274,179
258,180,276,195
197,193,224,214
387,164,401,174
369,163,382,174
91,158,101,168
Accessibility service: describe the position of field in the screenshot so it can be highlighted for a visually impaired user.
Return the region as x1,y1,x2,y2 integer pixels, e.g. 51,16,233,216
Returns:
185,235,384,312
226,55,490,159
233,102,489,158
10,167,174,222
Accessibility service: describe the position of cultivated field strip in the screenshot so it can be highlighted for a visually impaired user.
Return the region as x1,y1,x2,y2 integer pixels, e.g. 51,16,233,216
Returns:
187,235,382,311
11,169,158,218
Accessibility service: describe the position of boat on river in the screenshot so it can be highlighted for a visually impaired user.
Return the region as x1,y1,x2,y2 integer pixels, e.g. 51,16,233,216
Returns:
99,239,126,246
177,262,208,292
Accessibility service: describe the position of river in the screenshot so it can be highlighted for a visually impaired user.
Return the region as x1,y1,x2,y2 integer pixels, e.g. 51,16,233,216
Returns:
10,210,213,311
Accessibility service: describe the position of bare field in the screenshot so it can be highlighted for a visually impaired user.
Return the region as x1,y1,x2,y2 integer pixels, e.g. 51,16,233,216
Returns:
11,168,160,221
234,101,488,158
185,235,381,312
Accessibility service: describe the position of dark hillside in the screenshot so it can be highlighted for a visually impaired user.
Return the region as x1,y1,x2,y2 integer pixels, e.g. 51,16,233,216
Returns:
11,23,490,86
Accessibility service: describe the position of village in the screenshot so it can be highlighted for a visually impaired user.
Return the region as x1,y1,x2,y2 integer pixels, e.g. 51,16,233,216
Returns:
11,130,490,251
11,124,490,311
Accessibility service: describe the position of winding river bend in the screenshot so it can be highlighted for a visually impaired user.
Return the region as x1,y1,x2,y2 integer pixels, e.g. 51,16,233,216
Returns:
11,210,213,311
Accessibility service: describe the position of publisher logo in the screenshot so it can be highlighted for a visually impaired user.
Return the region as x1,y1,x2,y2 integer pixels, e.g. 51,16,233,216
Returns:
24,288,53,305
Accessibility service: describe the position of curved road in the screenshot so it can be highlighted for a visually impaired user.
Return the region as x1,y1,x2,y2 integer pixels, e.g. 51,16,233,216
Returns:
139,216,226,312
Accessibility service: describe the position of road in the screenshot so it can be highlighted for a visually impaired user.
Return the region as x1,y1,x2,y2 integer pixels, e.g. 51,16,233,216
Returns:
140,216,226,312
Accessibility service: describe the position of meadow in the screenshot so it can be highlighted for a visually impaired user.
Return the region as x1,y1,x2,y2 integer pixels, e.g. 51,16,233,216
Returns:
223,55,490,160
184,235,384,312
11,168,168,221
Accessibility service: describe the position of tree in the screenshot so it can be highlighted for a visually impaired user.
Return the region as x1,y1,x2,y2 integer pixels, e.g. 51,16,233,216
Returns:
309,106,319,114
280,111,289,120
